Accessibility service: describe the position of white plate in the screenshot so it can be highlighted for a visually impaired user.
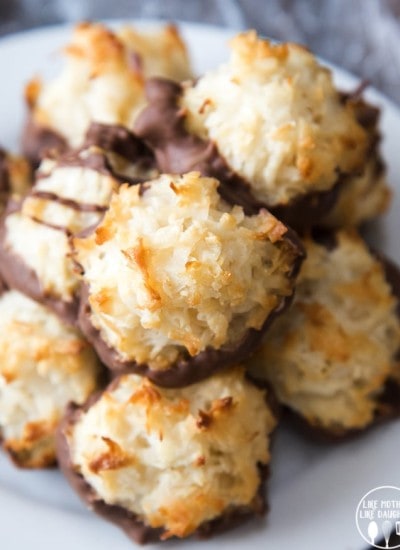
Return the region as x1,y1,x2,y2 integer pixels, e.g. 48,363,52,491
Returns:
0,21,399,550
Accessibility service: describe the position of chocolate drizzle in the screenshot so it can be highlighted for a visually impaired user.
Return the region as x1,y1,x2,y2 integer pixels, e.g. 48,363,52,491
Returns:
0,203,79,326
31,190,108,213
0,136,156,327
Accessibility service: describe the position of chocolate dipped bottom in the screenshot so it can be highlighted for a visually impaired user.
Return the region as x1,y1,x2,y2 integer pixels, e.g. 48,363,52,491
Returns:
74,172,304,387
57,369,275,544
286,251,400,443
135,79,354,228
57,403,268,544
78,270,299,388
247,229,400,439
294,243,400,441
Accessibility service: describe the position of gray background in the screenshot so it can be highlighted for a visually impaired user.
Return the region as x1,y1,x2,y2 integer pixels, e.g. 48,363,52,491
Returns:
0,0,399,104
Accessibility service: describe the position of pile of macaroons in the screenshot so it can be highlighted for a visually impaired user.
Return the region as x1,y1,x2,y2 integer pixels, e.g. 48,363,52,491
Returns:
0,21,399,544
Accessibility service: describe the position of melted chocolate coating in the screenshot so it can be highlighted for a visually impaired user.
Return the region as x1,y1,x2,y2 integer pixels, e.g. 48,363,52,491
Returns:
0,270,8,296
271,183,342,229
56,378,271,544
84,122,155,171
78,286,290,388
134,78,347,227
48,145,150,187
341,90,380,138
22,110,156,182
77,227,304,387
0,149,10,194
308,227,339,251
135,79,263,215
22,115,68,168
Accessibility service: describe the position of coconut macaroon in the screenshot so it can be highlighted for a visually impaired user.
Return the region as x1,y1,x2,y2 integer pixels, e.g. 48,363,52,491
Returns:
0,148,32,211
0,147,139,324
0,288,101,468
74,171,303,386
247,230,400,437
23,22,192,165
57,368,276,543
135,31,368,226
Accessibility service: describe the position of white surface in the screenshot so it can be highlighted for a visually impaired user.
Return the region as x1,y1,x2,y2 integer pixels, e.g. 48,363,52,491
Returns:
0,21,399,550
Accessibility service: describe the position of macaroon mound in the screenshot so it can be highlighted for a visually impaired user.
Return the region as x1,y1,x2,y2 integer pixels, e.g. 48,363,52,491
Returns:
0,147,32,211
74,171,303,386
57,368,276,543
0,288,101,468
0,147,134,324
22,22,192,164
135,31,368,226
181,32,367,205
247,229,400,437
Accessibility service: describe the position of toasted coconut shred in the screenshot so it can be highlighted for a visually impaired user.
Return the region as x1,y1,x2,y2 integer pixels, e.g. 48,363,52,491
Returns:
68,368,276,538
